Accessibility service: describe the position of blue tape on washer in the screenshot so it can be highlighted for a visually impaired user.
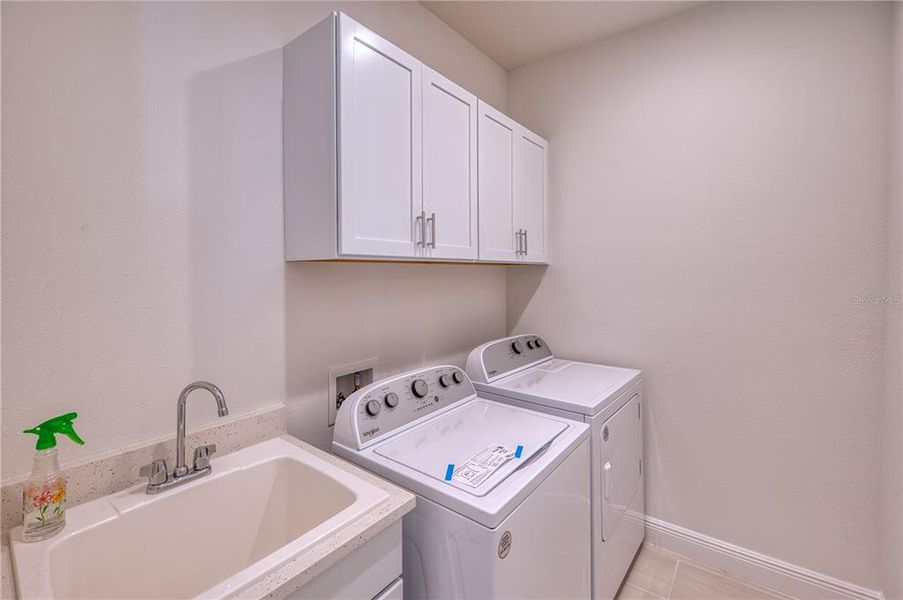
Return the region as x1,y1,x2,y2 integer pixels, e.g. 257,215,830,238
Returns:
445,464,455,481
515,445,524,458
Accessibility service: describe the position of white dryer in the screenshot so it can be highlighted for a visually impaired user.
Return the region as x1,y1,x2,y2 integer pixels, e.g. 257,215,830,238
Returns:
466,336,644,600
333,365,591,600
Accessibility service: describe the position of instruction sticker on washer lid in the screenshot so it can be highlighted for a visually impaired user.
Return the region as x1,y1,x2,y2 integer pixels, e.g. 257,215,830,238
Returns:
451,443,516,488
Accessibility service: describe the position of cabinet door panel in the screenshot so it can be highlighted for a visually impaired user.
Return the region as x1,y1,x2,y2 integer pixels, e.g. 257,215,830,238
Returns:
422,67,477,260
477,102,517,262
514,128,549,264
338,14,421,257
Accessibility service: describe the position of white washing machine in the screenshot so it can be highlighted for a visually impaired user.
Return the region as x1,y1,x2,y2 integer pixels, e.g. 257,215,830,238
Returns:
466,336,645,600
333,365,592,600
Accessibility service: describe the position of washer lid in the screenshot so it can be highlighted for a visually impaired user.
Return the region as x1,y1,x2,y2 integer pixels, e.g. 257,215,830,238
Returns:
487,359,642,416
374,398,567,497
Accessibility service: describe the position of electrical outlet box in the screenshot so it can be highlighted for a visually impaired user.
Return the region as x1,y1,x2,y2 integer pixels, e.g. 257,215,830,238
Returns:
328,358,378,426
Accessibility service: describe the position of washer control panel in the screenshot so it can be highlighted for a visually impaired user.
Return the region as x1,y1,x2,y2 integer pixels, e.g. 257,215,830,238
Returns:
337,365,475,449
478,335,552,381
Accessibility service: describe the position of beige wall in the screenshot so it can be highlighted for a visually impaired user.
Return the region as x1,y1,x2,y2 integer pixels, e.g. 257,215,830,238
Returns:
506,1,891,589
882,4,903,598
1,1,508,481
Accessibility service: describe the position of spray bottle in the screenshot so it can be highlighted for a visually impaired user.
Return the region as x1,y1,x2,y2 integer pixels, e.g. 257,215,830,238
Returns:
21,412,85,542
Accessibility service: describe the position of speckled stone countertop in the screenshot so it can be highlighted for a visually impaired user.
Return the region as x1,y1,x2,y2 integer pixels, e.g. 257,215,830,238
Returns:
1,545,14,600
0,431,415,600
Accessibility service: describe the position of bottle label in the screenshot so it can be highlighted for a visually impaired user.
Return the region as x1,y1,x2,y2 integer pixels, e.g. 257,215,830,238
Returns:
23,477,66,528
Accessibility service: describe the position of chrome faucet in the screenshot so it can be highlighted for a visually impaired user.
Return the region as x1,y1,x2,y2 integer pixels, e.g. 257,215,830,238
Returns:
141,381,228,494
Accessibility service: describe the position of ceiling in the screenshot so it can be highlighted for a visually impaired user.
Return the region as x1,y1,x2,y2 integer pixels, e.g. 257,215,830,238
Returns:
422,1,702,70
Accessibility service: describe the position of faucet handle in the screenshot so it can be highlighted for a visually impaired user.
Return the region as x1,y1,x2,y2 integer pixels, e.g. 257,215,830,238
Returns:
193,444,217,471
140,459,168,486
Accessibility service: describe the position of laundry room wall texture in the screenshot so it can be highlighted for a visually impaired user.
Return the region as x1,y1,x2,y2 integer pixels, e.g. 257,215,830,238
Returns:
883,4,903,598
1,1,508,481
505,1,892,592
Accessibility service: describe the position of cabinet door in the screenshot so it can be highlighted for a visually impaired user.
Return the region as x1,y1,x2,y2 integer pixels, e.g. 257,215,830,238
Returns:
338,14,422,257
514,127,549,264
477,101,517,262
422,67,478,260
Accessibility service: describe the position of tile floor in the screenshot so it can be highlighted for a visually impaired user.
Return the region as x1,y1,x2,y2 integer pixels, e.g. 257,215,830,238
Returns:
616,545,794,600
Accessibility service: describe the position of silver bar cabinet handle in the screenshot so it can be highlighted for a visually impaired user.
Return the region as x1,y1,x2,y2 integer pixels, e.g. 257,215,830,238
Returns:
415,211,425,248
427,212,436,248
523,229,528,255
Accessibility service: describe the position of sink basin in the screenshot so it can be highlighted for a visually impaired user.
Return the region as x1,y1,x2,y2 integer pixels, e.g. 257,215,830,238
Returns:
10,437,390,599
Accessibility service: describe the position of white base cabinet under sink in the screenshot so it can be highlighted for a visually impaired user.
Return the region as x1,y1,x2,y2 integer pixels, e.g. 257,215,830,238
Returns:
283,11,548,265
286,521,403,600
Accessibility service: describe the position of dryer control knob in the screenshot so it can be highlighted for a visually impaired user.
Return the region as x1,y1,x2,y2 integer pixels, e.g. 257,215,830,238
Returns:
452,371,464,384
365,399,381,416
534,338,543,348
511,340,524,354
527,340,535,349
411,379,428,398
439,374,452,388
384,392,399,408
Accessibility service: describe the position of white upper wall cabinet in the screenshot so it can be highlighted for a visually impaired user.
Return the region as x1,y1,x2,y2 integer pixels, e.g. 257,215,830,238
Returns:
478,101,550,263
478,102,517,262
283,12,549,265
514,128,550,264
338,16,422,258
422,66,478,260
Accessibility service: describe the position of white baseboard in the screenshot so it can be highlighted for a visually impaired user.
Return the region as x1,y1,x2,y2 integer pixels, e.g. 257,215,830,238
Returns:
644,516,884,600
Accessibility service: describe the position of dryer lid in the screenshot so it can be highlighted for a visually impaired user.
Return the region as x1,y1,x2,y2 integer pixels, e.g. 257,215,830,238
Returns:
374,399,567,497
488,359,641,416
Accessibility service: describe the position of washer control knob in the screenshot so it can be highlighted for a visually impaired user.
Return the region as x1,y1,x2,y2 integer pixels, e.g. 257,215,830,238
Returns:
534,338,543,348
439,374,452,388
365,399,381,416
411,379,429,398
527,340,535,349
452,371,464,384
384,392,399,408
511,340,524,354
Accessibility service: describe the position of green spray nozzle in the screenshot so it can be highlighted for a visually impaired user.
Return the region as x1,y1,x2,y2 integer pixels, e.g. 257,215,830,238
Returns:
23,412,85,450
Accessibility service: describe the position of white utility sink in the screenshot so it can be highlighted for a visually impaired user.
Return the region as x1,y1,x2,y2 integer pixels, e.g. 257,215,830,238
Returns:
10,437,390,599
